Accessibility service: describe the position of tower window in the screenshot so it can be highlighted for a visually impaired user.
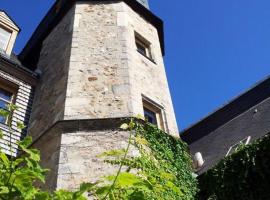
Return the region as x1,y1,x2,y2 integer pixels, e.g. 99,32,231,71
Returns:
0,27,11,52
142,97,165,130
135,33,153,60
144,107,157,125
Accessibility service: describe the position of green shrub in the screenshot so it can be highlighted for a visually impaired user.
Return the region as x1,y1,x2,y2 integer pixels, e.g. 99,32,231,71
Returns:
198,134,270,200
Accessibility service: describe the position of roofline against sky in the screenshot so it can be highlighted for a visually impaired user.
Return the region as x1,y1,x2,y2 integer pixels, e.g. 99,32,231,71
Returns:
181,75,270,143
18,0,165,70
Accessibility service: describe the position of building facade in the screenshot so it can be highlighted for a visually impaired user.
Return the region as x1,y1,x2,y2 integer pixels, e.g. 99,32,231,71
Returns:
0,0,179,191
181,77,270,174
0,11,36,156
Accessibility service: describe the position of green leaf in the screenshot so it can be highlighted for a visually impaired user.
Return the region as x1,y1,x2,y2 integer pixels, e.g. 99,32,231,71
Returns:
98,149,125,158
19,136,32,148
114,172,146,188
95,186,111,197
16,121,26,130
73,182,97,199
136,114,145,121
0,130,3,139
165,181,183,196
80,182,97,192
0,109,9,118
0,186,9,194
129,121,135,129
120,123,129,130
0,152,10,167
129,190,146,200
23,148,40,162
34,191,51,200
53,190,73,199
7,104,18,112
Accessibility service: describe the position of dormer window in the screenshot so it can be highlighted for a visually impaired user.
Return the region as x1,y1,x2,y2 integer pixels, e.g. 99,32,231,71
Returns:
0,11,20,56
225,136,251,157
0,27,11,52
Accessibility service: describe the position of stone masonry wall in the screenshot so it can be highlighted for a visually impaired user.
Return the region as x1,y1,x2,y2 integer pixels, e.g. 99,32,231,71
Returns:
57,130,130,190
29,0,179,191
64,2,133,120
123,3,179,136
189,97,270,174
28,7,75,141
64,2,178,136
32,124,62,191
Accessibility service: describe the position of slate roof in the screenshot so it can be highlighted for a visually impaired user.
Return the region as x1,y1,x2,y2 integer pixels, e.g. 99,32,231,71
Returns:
0,51,37,76
181,76,270,144
136,0,149,8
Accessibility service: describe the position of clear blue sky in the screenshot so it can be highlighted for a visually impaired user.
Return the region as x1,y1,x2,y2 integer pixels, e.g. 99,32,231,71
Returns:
1,0,270,131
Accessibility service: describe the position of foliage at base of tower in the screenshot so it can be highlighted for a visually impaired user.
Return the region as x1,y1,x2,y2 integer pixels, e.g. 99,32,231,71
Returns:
0,105,197,199
0,105,92,200
88,119,198,200
198,133,270,200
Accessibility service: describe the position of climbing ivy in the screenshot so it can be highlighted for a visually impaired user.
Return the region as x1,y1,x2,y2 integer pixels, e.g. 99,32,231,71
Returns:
198,133,270,200
0,105,198,199
88,118,198,199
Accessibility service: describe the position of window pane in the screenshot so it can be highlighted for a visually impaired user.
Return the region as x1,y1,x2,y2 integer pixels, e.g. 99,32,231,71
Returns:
0,27,11,51
0,99,8,109
0,115,6,124
0,99,9,124
144,107,157,125
136,41,147,56
0,88,12,102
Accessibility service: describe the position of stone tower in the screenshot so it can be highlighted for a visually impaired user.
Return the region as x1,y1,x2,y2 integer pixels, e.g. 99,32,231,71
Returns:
20,0,178,190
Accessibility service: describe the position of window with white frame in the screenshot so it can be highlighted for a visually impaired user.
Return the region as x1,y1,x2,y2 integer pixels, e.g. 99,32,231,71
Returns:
0,26,11,52
225,136,251,157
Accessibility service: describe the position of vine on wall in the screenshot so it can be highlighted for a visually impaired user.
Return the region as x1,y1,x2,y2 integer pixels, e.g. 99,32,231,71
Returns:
0,105,198,199
198,133,270,200
88,118,198,200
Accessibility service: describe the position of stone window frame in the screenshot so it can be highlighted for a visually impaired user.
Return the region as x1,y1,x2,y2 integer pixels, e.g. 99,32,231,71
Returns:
0,77,18,125
142,95,166,131
134,32,156,64
225,136,251,157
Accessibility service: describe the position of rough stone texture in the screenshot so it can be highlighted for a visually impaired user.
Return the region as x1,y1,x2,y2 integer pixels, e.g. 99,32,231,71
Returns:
31,119,134,191
0,69,34,156
29,0,179,192
64,2,178,136
57,130,130,190
123,3,179,136
28,7,75,141
32,124,62,191
188,97,270,174
65,2,133,120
